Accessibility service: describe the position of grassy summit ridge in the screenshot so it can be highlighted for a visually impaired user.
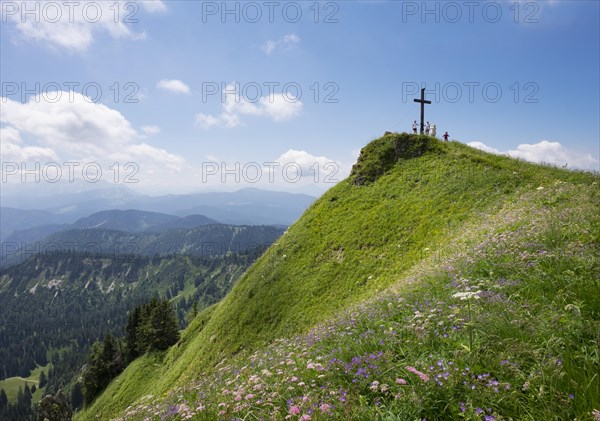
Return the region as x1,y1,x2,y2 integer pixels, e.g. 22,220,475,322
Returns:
77,133,599,420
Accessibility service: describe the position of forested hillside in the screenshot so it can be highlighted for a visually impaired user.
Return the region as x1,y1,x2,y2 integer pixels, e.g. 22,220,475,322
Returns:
0,239,275,418
2,224,283,268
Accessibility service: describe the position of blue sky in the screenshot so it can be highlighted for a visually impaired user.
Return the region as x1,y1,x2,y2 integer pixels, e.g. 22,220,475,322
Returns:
1,0,598,195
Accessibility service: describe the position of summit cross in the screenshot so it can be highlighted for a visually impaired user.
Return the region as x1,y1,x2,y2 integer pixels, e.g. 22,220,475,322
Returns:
413,87,431,135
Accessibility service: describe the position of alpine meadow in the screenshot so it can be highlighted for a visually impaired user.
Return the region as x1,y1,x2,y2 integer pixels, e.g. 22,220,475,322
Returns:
75,134,600,420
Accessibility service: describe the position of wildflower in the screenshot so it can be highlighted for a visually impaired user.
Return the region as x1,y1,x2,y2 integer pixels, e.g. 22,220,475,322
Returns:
452,291,481,300
289,405,301,415
406,366,430,382
395,378,408,385
299,415,311,421
319,403,332,413
370,381,380,391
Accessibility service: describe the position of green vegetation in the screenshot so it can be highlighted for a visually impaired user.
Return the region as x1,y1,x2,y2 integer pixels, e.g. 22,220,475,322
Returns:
81,299,180,405
69,134,598,419
0,376,37,402
0,382,34,419
0,363,48,405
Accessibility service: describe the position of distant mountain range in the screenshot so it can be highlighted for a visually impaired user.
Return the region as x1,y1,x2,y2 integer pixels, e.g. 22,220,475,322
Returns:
1,186,316,228
2,209,218,249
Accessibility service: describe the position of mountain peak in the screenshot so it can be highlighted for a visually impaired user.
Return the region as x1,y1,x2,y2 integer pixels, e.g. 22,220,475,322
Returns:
350,132,443,185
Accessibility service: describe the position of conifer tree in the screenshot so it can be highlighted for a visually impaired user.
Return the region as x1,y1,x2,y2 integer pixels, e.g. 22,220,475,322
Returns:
125,306,142,363
148,300,180,350
38,370,47,388
0,389,7,410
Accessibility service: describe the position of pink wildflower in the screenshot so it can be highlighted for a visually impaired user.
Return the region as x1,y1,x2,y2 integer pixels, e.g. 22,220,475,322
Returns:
319,403,332,413
396,378,408,385
406,366,430,382
289,405,301,415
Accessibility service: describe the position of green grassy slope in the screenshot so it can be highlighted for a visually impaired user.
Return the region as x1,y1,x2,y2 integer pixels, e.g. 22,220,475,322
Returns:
77,134,599,420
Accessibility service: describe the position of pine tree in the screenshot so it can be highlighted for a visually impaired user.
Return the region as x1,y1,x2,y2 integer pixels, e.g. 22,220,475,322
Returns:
71,382,84,410
0,389,7,410
82,342,103,404
100,333,124,379
192,301,198,319
148,300,180,350
136,299,158,354
38,370,47,388
125,306,142,363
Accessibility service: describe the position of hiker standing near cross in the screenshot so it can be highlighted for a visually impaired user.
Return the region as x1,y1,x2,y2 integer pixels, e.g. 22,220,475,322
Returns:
413,88,431,135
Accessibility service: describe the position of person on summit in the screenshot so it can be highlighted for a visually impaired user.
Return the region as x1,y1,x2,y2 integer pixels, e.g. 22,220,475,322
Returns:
425,121,430,135
443,131,450,141
412,120,418,134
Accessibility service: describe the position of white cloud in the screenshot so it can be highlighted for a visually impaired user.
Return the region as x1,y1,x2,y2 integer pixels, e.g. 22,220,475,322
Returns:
262,33,301,54
196,84,302,129
157,79,191,95
141,125,161,135
268,149,350,187
1,93,136,156
124,143,184,172
467,142,502,155
0,91,184,172
1,1,166,53
262,40,277,55
196,111,243,129
273,150,339,176
468,140,599,171
140,0,167,13
0,126,59,162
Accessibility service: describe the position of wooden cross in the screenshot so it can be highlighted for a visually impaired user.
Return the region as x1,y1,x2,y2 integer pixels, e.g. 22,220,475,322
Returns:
413,88,431,135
